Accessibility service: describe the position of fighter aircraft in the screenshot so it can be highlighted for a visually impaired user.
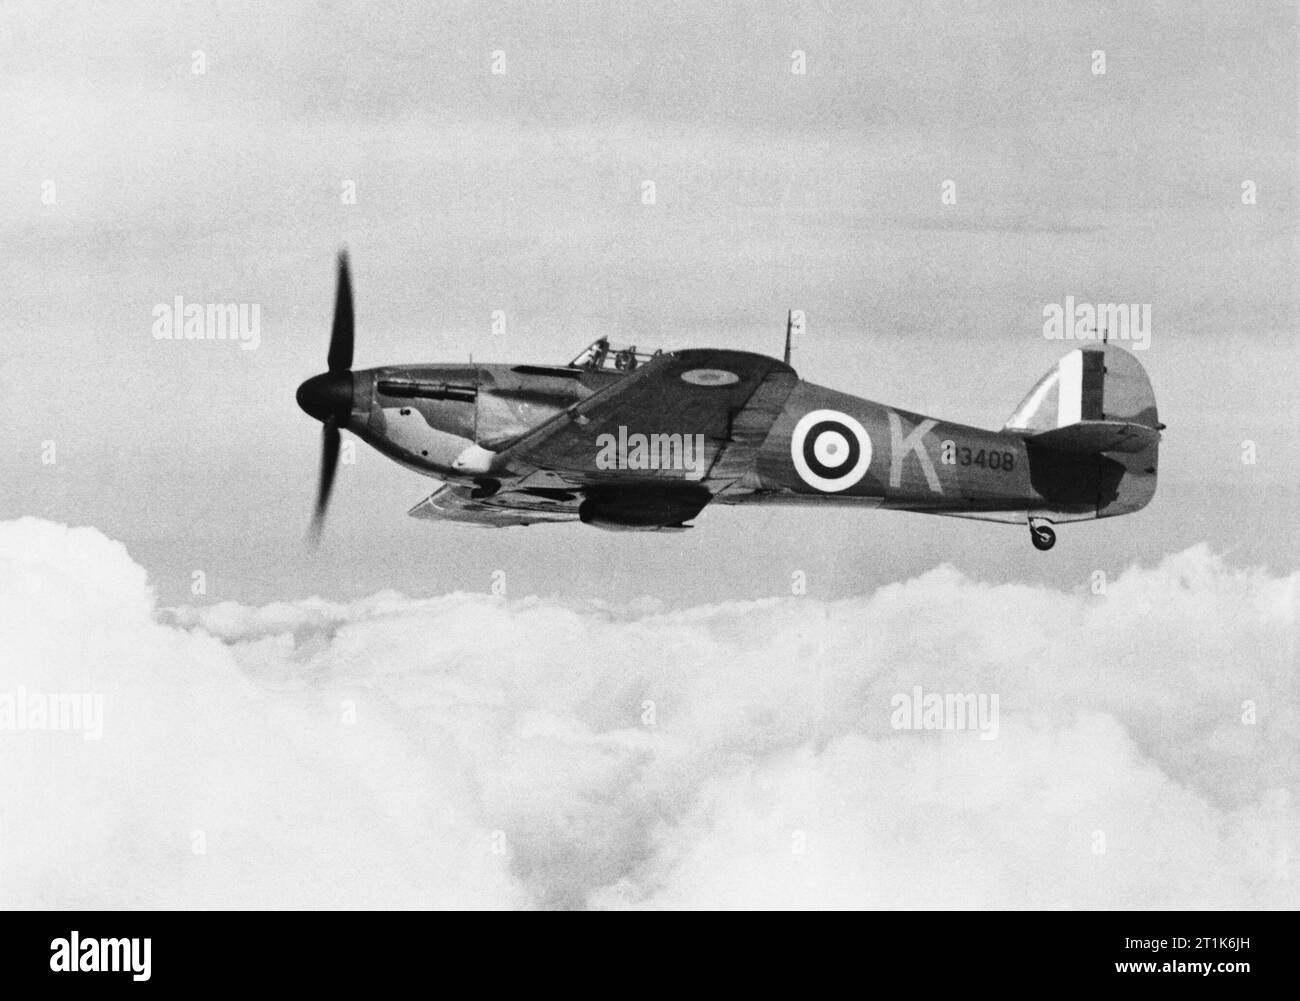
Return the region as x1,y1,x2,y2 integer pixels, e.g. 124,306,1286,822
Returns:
296,252,1162,550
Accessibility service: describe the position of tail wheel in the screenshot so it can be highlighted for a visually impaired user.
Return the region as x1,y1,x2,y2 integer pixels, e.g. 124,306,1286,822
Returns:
1030,522,1056,551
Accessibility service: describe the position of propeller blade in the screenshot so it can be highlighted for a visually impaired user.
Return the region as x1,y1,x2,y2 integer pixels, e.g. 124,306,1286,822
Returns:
309,420,341,544
328,250,354,373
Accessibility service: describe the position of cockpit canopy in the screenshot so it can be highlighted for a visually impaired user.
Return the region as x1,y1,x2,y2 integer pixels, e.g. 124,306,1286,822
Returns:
567,337,661,374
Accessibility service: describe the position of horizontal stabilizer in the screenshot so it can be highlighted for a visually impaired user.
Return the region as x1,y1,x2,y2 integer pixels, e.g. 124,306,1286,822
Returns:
1025,420,1161,454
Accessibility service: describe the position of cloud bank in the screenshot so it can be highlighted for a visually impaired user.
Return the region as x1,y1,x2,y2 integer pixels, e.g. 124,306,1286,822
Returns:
1,517,1294,909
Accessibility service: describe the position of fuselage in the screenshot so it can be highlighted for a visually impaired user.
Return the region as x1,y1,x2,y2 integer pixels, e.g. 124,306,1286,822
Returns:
324,359,1149,525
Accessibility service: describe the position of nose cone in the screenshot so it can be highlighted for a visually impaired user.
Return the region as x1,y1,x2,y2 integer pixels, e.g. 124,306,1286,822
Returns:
296,371,354,424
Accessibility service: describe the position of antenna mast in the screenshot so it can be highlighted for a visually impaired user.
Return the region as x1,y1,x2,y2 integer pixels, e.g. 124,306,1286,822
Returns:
470,352,479,442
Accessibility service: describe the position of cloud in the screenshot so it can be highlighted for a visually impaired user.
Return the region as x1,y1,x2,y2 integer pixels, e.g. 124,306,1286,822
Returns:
1,517,1295,909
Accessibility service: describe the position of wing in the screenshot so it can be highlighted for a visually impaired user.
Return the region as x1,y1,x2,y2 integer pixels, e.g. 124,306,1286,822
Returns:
408,482,579,528
490,349,798,489
409,350,797,528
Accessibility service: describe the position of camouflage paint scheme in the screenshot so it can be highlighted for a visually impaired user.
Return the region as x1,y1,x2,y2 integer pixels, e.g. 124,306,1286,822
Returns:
321,341,1160,543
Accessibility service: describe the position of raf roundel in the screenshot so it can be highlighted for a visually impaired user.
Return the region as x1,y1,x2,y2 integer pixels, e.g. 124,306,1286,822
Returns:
680,368,740,387
790,409,873,492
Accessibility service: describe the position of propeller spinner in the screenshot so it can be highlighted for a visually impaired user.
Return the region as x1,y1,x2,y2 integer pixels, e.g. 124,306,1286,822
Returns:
296,250,356,543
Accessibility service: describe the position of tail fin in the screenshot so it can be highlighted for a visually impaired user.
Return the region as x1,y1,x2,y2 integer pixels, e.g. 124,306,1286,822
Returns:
1005,344,1159,434
1006,345,1162,519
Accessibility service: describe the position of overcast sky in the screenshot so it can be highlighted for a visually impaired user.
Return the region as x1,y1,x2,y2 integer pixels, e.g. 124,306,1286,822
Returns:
1,0,1295,608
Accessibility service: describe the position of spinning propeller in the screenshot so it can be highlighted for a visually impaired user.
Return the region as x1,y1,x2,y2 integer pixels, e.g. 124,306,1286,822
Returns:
295,250,355,544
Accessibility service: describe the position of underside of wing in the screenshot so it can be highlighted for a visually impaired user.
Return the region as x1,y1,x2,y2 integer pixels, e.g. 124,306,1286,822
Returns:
408,482,579,528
